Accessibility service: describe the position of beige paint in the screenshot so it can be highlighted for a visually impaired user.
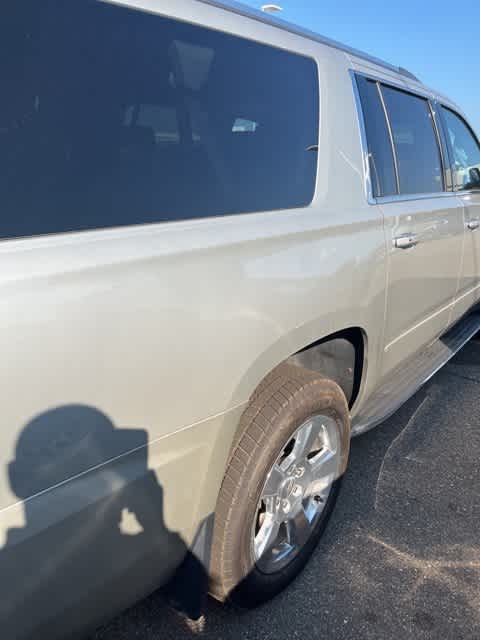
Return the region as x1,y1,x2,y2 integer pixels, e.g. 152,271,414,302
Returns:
379,197,464,375
450,192,480,322
0,1,478,637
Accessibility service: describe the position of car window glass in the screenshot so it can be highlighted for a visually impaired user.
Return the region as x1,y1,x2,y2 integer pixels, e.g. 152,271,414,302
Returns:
441,107,480,191
356,77,397,198
0,1,319,239
381,86,443,195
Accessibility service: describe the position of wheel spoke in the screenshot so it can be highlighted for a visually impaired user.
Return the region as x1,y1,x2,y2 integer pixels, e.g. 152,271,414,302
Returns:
262,464,286,498
309,447,338,480
292,420,319,460
254,516,281,560
305,447,339,498
286,507,311,548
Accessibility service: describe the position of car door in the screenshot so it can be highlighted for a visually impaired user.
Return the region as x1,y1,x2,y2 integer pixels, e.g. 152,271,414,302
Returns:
354,75,464,377
438,105,480,322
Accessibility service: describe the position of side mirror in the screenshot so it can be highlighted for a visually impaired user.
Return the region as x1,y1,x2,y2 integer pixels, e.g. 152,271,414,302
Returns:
468,167,480,189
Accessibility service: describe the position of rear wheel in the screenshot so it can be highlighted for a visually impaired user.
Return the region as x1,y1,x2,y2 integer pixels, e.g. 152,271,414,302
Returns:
211,364,351,607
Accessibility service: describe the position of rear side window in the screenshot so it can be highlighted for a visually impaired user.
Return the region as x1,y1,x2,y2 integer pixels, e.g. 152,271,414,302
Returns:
440,107,480,191
0,1,319,240
381,86,443,195
355,77,397,197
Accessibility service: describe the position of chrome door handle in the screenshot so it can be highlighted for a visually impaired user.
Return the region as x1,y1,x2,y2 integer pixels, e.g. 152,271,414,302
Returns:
394,233,418,249
467,219,480,231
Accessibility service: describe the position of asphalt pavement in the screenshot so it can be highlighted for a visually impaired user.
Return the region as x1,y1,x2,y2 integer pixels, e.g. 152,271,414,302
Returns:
94,336,480,640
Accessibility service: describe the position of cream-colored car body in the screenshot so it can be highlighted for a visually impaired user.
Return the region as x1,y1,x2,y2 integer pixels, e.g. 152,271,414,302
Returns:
1,1,479,637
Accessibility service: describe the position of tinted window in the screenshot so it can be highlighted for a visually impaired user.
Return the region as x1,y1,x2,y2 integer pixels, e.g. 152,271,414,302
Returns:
356,77,397,198
0,1,319,240
382,86,443,195
441,108,480,191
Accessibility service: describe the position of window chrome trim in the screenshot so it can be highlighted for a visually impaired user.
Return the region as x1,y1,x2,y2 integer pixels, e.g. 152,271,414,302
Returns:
349,70,376,205
377,82,400,194
351,69,433,100
376,192,459,204
428,100,447,192
431,98,454,192
351,69,454,205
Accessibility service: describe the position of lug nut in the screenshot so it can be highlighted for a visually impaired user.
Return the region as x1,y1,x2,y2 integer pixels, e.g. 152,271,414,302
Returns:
282,499,291,513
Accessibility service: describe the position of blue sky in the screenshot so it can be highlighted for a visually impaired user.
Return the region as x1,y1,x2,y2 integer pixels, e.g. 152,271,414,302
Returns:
241,0,479,136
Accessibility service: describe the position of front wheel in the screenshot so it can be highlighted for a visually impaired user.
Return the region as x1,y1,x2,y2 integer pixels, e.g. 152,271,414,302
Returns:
210,364,351,608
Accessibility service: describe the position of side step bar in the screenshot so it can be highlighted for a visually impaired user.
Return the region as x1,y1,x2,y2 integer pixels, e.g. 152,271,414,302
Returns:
352,310,480,437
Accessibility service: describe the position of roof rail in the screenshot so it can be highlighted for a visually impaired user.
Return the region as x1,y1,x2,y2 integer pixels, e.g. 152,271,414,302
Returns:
198,0,419,82
398,67,420,82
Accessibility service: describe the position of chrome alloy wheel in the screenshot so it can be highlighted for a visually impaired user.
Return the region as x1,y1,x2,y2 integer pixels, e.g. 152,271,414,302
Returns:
252,415,340,574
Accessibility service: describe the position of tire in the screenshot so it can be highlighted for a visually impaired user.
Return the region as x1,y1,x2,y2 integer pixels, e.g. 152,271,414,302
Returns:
210,364,351,608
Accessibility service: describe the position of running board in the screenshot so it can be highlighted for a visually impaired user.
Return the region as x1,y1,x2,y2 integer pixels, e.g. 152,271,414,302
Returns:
351,310,480,437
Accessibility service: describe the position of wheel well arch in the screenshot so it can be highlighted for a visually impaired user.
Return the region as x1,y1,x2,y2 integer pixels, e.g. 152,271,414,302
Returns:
228,326,366,460
286,327,365,408
273,327,366,409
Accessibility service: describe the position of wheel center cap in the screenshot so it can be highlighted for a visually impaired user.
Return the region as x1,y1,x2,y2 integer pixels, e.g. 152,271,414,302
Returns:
277,476,305,518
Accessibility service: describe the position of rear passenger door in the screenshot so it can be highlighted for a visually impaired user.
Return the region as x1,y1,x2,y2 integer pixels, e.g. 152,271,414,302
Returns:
438,106,480,319
355,76,464,376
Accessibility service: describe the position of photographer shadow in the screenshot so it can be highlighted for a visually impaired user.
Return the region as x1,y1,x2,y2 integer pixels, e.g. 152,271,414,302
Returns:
0,405,206,640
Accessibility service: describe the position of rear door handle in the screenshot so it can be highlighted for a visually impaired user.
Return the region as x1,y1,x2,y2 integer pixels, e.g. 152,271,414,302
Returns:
394,233,418,249
467,219,480,231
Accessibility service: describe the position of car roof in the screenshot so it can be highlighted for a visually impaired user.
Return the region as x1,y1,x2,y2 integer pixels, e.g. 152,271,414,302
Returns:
198,0,420,82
